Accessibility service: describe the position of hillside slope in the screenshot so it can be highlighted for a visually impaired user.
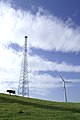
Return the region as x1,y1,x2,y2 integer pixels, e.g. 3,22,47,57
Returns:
0,93,80,120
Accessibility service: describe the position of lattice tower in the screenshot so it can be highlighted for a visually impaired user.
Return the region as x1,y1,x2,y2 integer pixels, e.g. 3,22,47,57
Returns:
18,36,29,97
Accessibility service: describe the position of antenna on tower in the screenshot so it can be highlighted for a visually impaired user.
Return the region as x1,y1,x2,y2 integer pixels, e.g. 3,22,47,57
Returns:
18,36,29,97
59,74,71,102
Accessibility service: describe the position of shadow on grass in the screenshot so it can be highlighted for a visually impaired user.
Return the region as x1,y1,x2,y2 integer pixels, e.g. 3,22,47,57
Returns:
0,95,80,114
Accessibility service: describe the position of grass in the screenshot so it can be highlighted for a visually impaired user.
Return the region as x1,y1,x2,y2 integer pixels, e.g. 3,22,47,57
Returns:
0,94,80,120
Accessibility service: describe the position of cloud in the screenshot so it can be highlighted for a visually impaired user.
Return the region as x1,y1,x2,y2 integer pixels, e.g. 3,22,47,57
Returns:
29,55,80,73
29,72,61,96
0,0,80,97
0,1,80,52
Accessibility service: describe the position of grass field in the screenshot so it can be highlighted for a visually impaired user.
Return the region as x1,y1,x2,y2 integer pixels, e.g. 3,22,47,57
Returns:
0,93,80,120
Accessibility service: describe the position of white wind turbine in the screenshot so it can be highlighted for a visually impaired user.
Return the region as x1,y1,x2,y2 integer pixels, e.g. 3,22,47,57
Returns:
59,74,71,103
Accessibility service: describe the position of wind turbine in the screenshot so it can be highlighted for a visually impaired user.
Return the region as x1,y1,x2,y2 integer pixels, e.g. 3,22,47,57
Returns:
59,74,71,103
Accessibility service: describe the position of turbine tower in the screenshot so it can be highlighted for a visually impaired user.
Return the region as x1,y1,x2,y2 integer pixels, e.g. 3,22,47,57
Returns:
59,74,71,102
18,36,29,97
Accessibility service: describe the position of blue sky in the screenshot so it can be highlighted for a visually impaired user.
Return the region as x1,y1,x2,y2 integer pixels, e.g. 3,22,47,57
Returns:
0,0,80,102
12,0,80,25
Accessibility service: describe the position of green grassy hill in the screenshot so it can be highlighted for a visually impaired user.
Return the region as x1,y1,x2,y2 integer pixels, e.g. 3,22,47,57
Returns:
0,94,80,120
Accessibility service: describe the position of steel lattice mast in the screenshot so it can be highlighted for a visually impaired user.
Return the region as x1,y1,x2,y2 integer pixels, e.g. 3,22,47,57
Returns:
18,36,29,97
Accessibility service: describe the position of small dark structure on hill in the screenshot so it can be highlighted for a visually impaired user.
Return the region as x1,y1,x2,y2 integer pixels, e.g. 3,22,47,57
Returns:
6,90,15,95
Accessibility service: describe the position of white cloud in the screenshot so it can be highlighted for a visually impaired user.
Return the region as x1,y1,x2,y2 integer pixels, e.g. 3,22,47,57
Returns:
0,1,80,52
29,72,61,96
0,1,80,96
29,55,80,73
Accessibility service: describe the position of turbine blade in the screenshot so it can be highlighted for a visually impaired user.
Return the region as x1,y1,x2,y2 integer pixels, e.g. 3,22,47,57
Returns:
59,74,65,82
65,81,72,83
